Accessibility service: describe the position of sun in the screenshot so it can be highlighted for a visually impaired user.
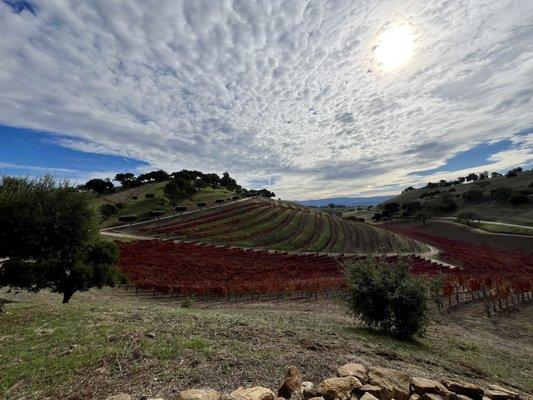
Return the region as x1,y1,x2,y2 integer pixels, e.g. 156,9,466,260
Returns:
374,25,415,71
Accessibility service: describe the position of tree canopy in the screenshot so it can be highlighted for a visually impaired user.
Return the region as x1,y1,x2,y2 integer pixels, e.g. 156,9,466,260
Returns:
0,177,121,303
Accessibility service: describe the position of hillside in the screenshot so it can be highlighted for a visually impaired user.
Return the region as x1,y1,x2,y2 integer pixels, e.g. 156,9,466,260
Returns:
386,170,533,226
117,198,423,254
97,181,237,228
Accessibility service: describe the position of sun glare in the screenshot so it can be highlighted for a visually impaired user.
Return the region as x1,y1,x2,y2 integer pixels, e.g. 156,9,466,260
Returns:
374,25,414,71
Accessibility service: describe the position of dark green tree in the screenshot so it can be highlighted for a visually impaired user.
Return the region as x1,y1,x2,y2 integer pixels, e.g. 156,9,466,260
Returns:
344,258,428,339
83,178,114,194
0,177,121,303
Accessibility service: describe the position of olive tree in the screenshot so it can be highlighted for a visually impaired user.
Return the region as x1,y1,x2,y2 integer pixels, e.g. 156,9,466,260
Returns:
0,176,121,303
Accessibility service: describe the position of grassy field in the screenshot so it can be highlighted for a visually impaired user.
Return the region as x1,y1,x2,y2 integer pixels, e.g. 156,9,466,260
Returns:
99,183,236,227
1,288,531,399
475,222,533,236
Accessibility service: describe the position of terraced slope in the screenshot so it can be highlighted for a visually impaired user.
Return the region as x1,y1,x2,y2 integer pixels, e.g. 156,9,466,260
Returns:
132,199,423,253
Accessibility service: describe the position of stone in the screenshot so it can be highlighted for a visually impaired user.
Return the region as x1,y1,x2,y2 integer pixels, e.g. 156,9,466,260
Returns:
441,380,484,400
315,377,363,400
422,395,444,400
231,387,276,400
411,377,454,399
410,395,421,400
145,332,156,338
179,389,221,400
456,396,473,400
308,398,325,400
337,364,367,383
279,366,304,399
367,367,410,400
361,394,379,400
302,382,317,399
105,395,133,400
357,385,383,399
484,387,520,400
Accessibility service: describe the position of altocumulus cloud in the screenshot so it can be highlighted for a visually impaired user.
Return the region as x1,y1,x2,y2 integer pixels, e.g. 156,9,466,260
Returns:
0,0,532,199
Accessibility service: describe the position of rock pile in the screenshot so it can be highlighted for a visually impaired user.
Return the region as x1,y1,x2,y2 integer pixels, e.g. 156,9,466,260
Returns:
104,363,525,400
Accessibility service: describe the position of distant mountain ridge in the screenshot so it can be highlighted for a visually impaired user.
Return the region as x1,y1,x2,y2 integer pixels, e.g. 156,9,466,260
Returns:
295,195,394,207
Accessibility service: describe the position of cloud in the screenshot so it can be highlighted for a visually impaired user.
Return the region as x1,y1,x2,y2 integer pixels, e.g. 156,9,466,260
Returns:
0,0,532,199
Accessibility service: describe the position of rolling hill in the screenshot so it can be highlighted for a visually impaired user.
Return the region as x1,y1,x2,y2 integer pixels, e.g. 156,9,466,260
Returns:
117,198,424,254
385,170,533,226
97,181,237,227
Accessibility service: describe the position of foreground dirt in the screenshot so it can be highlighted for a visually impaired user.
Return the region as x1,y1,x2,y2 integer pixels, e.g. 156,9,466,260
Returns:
0,288,531,400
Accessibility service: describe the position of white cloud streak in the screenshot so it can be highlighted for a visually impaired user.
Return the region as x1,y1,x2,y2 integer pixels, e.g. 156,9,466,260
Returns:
0,0,532,199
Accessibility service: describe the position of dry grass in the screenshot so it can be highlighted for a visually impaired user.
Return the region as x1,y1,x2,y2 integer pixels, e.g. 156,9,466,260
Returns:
1,288,532,400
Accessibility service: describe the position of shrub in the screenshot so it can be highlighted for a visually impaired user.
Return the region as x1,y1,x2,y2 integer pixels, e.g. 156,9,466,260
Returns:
175,206,188,214
462,189,483,202
428,275,444,311
118,215,138,223
383,202,400,213
99,203,118,219
149,210,165,218
116,202,126,209
181,297,194,308
145,193,155,199
401,201,422,215
457,210,480,225
132,196,138,200
232,196,239,201
215,199,225,205
197,202,207,209
509,193,528,205
490,186,512,201
344,258,428,339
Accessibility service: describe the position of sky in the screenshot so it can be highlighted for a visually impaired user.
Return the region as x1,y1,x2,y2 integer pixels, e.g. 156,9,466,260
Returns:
0,0,532,200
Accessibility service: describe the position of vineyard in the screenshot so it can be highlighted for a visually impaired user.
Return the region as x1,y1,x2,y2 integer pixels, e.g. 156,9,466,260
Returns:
381,221,533,312
126,199,422,254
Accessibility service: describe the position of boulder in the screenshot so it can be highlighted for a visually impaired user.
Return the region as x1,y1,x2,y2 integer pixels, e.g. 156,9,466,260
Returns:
410,395,421,400
279,366,304,399
302,382,316,399
231,387,276,400
337,364,367,383
105,394,133,400
484,386,520,400
441,380,484,400
179,389,221,400
411,377,454,399
315,376,363,400
422,395,445,400
357,385,384,399
361,394,379,400
367,367,410,400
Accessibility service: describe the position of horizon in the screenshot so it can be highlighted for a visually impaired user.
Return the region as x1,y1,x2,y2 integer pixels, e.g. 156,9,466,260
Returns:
1,1,532,200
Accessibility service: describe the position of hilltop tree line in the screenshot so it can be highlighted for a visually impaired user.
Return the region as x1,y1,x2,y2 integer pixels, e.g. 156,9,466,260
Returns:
82,169,275,198
402,166,527,193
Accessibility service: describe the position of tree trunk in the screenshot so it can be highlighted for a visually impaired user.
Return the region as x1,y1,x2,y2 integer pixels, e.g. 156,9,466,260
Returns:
62,289,75,304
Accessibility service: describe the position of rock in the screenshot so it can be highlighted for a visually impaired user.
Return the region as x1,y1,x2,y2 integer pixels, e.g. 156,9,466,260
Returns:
441,380,484,400
145,332,156,338
422,395,445,400
308,398,325,400
105,395,133,400
411,377,454,399
179,389,221,400
302,382,317,399
367,367,410,400
337,364,367,383
456,396,473,400
315,376,363,400
357,385,383,398
361,394,379,400
231,387,276,400
410,395,421,400
484,387,520,400
279,366,304,399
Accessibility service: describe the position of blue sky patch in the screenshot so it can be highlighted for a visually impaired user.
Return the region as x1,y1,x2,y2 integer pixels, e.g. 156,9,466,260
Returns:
0,125,147,181
410,139,514,176
3,0,35,14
